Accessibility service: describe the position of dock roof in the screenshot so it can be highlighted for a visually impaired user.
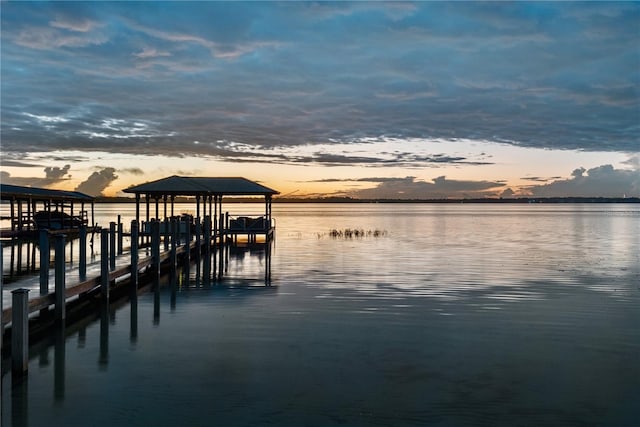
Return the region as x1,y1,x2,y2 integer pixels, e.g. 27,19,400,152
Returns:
123,176,279,197
0,184,94,202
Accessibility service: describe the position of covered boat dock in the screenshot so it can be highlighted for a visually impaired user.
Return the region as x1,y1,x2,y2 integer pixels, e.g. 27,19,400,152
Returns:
123,176,279,242
0,184,95,239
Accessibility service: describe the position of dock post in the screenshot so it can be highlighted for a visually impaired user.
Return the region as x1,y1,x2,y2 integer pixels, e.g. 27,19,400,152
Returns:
218,214,225,279
170,218,177,272
11,288,30,376
130,220,139,290
163,217,169,252
79,225,87,281
39,230,50,295
117,215,123,255
151,220,161,279
195,218,202,260
203,216,211,286
109,222,116,270
54,234,66,323
184,216,191,266
101,229,109,300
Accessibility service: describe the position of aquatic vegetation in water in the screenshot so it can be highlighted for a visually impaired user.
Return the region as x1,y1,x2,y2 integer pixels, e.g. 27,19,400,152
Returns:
318,228,388,239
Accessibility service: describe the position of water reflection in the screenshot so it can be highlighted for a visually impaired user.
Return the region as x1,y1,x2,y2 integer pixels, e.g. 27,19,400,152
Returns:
54,325,65,401
99,302,109,369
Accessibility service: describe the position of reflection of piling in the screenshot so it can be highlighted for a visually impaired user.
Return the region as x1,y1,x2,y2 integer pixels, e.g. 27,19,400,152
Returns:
99,302,109,369
54,323,66,401
130,295,138,344
12,288,29,376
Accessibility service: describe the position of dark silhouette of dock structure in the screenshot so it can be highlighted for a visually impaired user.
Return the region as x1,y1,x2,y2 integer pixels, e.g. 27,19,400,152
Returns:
1,176,278,377
0,184,96,240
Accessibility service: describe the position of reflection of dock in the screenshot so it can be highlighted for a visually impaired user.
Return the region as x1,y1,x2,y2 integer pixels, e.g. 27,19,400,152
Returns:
1,176,278,377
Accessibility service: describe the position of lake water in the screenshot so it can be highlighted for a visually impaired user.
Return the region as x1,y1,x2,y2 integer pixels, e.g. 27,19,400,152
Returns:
2,203,640,426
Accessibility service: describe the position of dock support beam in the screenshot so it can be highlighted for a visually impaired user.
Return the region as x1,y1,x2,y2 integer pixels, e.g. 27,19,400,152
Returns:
54,234,66,323
12,288,30,376
100,229,109,300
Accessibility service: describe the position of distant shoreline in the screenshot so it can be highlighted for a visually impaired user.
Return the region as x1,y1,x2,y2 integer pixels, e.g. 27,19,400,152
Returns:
95,196,640,204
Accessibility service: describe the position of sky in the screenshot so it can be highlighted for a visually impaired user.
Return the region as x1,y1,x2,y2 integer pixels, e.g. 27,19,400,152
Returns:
1,1,639,199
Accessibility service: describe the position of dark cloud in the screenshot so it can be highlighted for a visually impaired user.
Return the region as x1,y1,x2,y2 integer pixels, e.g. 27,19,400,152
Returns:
120,167,144,176
75,167,118,196
44,164,71,180
0,159,42,168
349,176,506,199
0,2,637,157
525,165,640,198
1,165,71,187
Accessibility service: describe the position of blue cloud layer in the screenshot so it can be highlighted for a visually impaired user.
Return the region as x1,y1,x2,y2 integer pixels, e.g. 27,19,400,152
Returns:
1,2,638,159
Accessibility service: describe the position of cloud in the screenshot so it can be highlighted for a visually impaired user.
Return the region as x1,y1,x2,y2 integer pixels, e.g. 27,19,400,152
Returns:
348,176,506,199
44,164,71,180
525,165,640,197
75,167,118,196
1,165,71,187
0,2,637,158
121,167,144,176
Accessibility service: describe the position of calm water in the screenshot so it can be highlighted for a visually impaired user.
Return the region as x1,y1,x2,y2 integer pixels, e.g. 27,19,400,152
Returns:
2,203,640,426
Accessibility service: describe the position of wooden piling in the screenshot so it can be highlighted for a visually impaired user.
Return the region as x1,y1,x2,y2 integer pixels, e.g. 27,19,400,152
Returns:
39,230,50,295
54,234,66,323
109,222,116,270
184,216,191,266
100,229,109,300
79,225,87,281
163,217,169,252
151,220,161,278
218,214,225,279
195,218,202,261
170,218,177,271
117,215,124,255
12,288,30,376
203,216,211,285
130,220,139,289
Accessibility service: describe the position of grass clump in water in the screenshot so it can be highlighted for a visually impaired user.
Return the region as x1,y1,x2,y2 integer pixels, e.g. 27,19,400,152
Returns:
318,228,388,239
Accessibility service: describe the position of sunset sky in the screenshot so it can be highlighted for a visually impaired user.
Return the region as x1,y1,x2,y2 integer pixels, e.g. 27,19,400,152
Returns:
1,1,639,199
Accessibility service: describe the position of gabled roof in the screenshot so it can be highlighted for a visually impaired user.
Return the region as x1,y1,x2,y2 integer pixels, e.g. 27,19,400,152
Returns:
0,184,94,202
123,176,279,196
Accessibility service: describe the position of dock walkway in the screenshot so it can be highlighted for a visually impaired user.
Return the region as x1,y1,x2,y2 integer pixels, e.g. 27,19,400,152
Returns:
1,240,195,326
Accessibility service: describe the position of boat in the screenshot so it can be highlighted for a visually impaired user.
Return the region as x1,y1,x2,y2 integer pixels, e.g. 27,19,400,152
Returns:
34,210,87,230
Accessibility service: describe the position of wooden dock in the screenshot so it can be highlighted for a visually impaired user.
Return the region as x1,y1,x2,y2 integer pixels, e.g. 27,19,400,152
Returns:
1,215,274,377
